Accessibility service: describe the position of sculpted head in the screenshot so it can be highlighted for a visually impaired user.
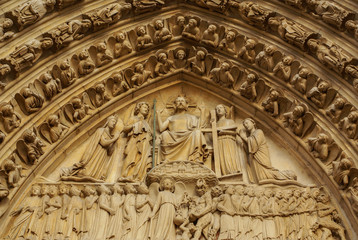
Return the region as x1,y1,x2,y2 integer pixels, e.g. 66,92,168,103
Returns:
47,114,59,127
105,115,117,129
208,24,216,33
176,49,186,60
155,20,164,29
177,16,185,26
174,96,188,111
137,183,149,194
31,185,41,196
160,177,175,192
195,178,208,196
188,18,197,28
215,104,227,118
225,30,236,42
23,129,36,143
243,118,256,131
134,102,149,117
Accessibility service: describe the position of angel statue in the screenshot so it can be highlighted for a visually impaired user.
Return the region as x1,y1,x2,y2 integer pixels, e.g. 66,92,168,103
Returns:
121,102,152,181
61,115,121,182
157,96,208,162
239,118,296,184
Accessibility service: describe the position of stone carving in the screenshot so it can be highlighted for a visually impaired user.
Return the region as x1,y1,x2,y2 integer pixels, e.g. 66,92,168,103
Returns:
0,102,21,133
188,47,214,76
306,0,354,30
338,110,358,139
0,131,4,144
268,16,319,50
16,128,45,165
239,118,296,183
239,71,267,102
201,24,220,48
172,48,188,69
7,0,56,30
135,183,152,239
172,15,186,36
107,183,125,240
325,97,352,123
0,18,14,42
153,50,174,77
113,32,133,58
157,96,208,162
290,67,312,94
106,71,130,97
307,79,336,109
75,49,95,76
236,2,275,28
273,55,294,82
121,102,152,181
255,45,278,72
219,29,238,55
1,153,24,188
307,38,351,74
35,72,62,100
152,19,173,44
124,62,152,87
15,87,44,115
54,59,77,88
0,64,11,88
39,114,69,144
347,177,358,217
132,26,154,51
122,183,137,240
332,153,355,189
213,104,242,176
84,3,132,31
132,0,165,14
81,185,98,239
283,103,315,137
61,115,120,181
46,19,92,50
7,38,53,72
42,185,61,240
308,132,341,165
345,20,358,41
92,42,113,67
262,89,291,118
56,0,83,10
237,38,258,64
63,96,90,123
182,18,201,41
210,60,239,88
345,64,358,84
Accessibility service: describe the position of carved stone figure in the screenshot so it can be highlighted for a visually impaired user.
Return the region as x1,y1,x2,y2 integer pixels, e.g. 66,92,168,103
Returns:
56,184,70,240
47,19,92,50
217,185,236,239
219,30,237,54
0,18,14,42
8,38,53,72
56,0,83,9
153,19,172,43
332,153,353,189
307,38,351,74
2,154,23,188
94,42,113,67
210,61,235,88
339,110,358,139
0,181,9,201
262,89,283,118
201,24,219,48
85,3,131,31
8,0,56,30
283,104,313,137
182,18,200,41
17,87,44,114
345,20,358,41
123,184,137,240
108,72,130,97
42,185,61,239
129,63,152,87
81,186,98,239
0,103,21,133
239,73,257,101
121,102,152,181
347,177,358,217
173,15,186,36
325,97,349,123
68,96,90,122
273,55,293,82
307,0,354,29
107,183,125,240
173,49,188,69
136,183,153,239
132,0,165,14
188,48,212,76
308,133,330,161
0,64,11,88
149,177,177,240
77,50,95,76
290,67,310,94
66,185,83,237
307,80,335,108
268,16,318,50
58,59,77,88
93,185,114,240
17,128,45,164
40,114,69,143
237,2,275,28
61,115,120,181
154,51,174,76
255,45,277,72
89,83,111,107
37,72,62,100
239,118,296,183
345,64,358,82
214,104,242,175
135,26,154,51
237,38,257,63
157,96,208,162
113,32,133,58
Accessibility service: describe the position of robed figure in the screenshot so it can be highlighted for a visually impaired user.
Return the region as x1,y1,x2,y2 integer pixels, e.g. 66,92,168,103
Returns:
157,96,208,162
61,115,120,181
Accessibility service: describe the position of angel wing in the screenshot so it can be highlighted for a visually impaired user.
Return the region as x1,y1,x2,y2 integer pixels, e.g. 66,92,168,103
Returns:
205,54,215,76
323,88,337,109
127,29,138,51
88,45,98,67
124,67,135,88
255,79,269,103
348,168,358,187
63,103,75,124
174,181,187,202
277,95,292,118
81,92,95,110
39,122,52,144
33,79,47,100
302,111,316,138
146,55,158,77
230,65,242,89
147,23,156,42
148,182,160,204
272,51,283,70
325,142,342,166
14,93,28,115
16,140,30,164
85,88,99,108
306,74,319,94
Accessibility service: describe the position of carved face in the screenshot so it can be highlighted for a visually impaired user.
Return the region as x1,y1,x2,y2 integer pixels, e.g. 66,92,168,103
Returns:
155,20,163,29
243,119,254,131
299,68,309,78
32,186,41,196
137,184,149,194
176,50,186,60
318,82,328,92
283,56,293,65
247,73,256,83
137,27,146,36
348,111,358,122
215,104,226,117
3,18,13,29
139,103,149,116
265,45,275,55
275,190,282,199
107,117,117,129
162,178,174,191
226,31,235,41
113,73,122,82
98,43,107,52
41,39,53,49
208,24,216,33
293,106,304,118
116,33,126,42
174,97,188,110
2,104,14,116
334,98,345,108
221,62,230,71
245,39,255,48
0,64,10,75
135,64,144,73
59,185,69,195
188,19,197,27
158,53,167,63
177,16,185,26
196,50,205,60
226,185,235,195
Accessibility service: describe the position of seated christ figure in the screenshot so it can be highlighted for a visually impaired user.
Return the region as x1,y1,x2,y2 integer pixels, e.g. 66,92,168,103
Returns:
157,96,208,162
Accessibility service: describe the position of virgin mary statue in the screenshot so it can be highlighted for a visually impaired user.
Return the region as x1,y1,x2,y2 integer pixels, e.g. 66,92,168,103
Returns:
61,115,120,181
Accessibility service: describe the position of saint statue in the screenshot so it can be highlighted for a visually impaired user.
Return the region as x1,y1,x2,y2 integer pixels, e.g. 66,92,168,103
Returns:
157,96,208,162
61,115,120,181
239,118,296,183
121,102,152,181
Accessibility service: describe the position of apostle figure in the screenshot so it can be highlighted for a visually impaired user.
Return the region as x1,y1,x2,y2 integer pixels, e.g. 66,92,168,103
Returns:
157,96,208,162
214,104,242,175
121,102,152,181
239,118,296,183
61,115,120,181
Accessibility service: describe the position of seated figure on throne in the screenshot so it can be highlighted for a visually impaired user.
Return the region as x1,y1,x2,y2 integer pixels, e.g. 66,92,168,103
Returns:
157,96,208,162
